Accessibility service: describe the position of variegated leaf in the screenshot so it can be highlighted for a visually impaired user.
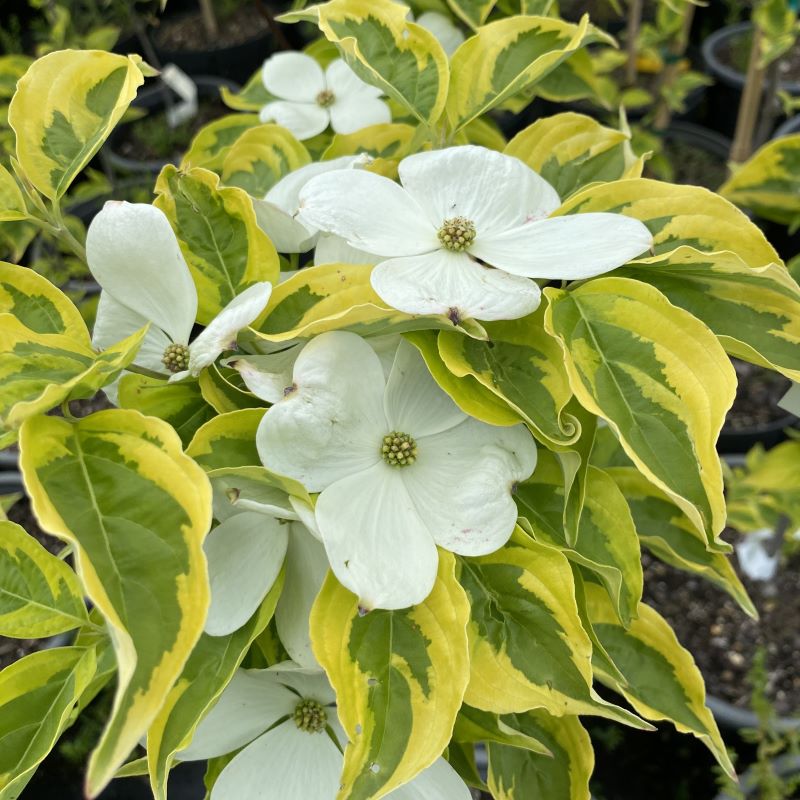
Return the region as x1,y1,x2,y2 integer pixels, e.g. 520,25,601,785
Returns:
9,50,145,199
544,277,734,546
181,114,261,173
310,551,470,800
20,410,212,796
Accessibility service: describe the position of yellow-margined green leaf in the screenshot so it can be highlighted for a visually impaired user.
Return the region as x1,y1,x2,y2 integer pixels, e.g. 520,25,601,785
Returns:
180,114,261,172
118,373,216,447
20,410,212,796
0,519,87,637
220,124,310,197
453,704,552,756
322,122,416,160
606,466,755,617
719,133,800,228
253,262,487,343
618,247,800,382
310,551,470,800
458,116,508,151
584,581,734,777
0,260,89,339
516,457,643,627
0,165,26,222
0,646,97,799
220,68,271,112
0,317,145,431
487,711,593,800
544,277,734,546
0,220,37,264
556,178,778,266
459,530,649,727
186,408,266,470
154,165,279,324
447,15,611,131
531,48,612,108
446,0,497,28
405,330,522,427
283,0,449,126
197,363,268,414
437,310,580,447
504,112,642,200
146,575,284,800
9,50,145,199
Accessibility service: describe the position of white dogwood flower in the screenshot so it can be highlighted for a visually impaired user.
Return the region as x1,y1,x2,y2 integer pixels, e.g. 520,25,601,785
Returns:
416,11,464,55
256,331,536,610
86,202,271,380
297,145,654,322
260,52,390,140
178,664,471,800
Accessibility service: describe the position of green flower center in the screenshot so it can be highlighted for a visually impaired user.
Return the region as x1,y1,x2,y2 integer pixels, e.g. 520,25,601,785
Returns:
294,699,328,733
437,216,476,252
162,343,190,373
316,89,335,108
381,432,418,467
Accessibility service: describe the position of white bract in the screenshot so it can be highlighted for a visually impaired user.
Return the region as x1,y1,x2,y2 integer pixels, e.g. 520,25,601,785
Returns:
256,331,537,610
178,664,471,800
260,52,390,140
252,155,370,253
86,202,272,380
415,10,465,55
296,145,654,322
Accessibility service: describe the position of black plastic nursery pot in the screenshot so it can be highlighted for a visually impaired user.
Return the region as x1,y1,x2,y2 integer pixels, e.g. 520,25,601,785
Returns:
150,5,275,84
653,121,731,191
104,75,239,175
702,22,800,137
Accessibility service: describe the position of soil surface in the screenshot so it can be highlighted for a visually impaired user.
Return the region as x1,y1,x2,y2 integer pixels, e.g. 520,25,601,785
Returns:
650,134,728,190
724,358,794,432
154,3,271,51
718,29,800,84
643,538,800,717
113,96,228,162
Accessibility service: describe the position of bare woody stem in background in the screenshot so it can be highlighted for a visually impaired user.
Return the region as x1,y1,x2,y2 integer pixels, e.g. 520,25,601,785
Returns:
730,25,766,164
653,2,696,131
625,0,644,86
198,0,219,39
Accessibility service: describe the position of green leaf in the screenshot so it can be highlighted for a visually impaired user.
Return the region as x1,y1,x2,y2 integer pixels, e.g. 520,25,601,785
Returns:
585,581,735,778
253,262,487,343
0,519,87,637
459,530,648,727
487,711,593,800
720,133,800,227
447,15,611,131
517,458,643,627
154,165,279,325
20,410,212,796
0,260,89,339
220,68,271,112
606,466,755,617
0,317,145,431
556,178,779,267
453,704,552,756
118,373,216,447
544,277,735,546
0,646,97,799
284,0,450,126
146,575,284,800
310,551,470,800
446,0,497,28
220,124,310,197
181,114,261,173
9,50,145,199
0,165,26,223
186,408,266,470
618,246,800,383
198,364,268,414
322,123,416,160
437,310,580,447
504,112,642,200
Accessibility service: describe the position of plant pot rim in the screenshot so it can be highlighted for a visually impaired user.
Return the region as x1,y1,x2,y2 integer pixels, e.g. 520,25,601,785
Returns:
721,412,799,438
702,21,800,94
661,120,733,158
707,694,800,734
773,114,800,139
106,74,240,174
0,470,22,488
